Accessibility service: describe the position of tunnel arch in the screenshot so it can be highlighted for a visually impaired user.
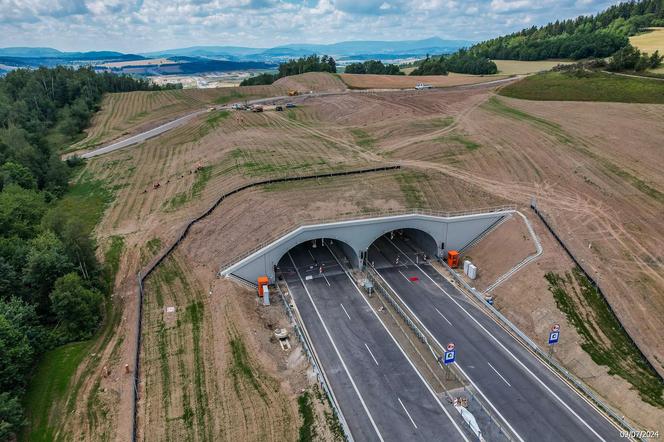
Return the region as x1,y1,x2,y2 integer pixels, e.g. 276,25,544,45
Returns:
275,236,360,274
365,228,439,266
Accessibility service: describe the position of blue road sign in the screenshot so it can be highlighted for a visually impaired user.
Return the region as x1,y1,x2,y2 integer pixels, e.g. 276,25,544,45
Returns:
444,350,456,364
548,331,560,345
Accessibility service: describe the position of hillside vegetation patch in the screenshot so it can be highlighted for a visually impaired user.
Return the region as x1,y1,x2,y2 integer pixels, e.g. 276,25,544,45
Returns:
545,269,664,407
499,71,664,103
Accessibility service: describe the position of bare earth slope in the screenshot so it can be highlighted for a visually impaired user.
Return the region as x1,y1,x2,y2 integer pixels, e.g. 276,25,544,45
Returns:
273,72,347,93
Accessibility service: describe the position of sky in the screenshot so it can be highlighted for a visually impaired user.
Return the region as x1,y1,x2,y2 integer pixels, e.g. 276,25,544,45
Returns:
0,0,623,52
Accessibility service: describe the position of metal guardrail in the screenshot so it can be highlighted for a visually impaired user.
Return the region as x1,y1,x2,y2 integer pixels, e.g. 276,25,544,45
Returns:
365,267,515,442
275,280,353,442
439,261,645,441
530,202,661,385
218,205,517,273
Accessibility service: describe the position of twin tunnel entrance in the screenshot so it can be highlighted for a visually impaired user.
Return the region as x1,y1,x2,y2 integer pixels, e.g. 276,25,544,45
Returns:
276,229,438,279
220,211,511,284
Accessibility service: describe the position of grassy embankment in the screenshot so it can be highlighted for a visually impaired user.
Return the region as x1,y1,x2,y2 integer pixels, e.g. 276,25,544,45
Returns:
545,269,664,407
499,71,664,103
21,169,121,441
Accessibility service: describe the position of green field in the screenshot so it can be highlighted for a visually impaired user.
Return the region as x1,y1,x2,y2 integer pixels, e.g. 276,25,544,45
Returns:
500,71,664,103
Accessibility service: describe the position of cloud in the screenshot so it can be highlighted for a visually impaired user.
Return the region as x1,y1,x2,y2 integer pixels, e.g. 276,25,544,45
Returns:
0,0,626,51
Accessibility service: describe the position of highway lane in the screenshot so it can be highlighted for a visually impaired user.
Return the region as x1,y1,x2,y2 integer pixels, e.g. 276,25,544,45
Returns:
280,242,469,442
368,234,622,442
80,109,208,159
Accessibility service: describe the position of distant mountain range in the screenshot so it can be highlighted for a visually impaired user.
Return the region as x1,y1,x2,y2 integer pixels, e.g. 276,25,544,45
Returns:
0,37,472,76
141,37,472,61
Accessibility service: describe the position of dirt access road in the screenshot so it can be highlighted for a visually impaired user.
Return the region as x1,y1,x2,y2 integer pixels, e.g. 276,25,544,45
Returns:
77,76,520,159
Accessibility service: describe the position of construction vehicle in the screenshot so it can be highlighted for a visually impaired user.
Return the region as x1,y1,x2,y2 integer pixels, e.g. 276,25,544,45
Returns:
288,90,299,96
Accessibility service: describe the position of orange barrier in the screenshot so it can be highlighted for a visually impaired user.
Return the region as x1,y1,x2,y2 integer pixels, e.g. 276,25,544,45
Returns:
257,276,269,296
447,250,460,268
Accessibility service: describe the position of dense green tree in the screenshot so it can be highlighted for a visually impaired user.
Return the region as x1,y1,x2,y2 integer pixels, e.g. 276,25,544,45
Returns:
0,185,46,239
608,44,664,70
22,231,73,311
0,162,36,190
344,60,404,75
0,298,47,353
466,0,663,61
0,66,172,437
0,314,34,393
49,273,102,341
239,72,278,86
0,392,24,441
241,55,337,86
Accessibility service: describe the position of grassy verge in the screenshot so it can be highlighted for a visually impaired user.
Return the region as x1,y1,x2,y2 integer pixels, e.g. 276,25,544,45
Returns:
499,71,664,103
395,172,427,208
350,128,376,150
297,392,316,442
229,334,264,396
230,147,337,178
165,165,214,210
444,134,481,151
21,341,93,441
214,91,246,105
545,269,664,407
482,96,572,143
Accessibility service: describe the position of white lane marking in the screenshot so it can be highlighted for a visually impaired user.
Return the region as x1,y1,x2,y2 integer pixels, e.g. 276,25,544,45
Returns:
308,249,316,262
287,252,384,442
398,397,418,429
325,245,470,442
434,307,453,326
340,303,352,321
364,343,379,366
371,262,525,442
386,238,607,441
322,272,331,286
398,270,411,282
488,362,512,387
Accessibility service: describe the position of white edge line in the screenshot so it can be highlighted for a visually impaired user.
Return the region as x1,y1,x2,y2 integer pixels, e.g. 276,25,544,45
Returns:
364,343,379,366
387,237,607,442
488,362,512,387
287,252,385,442
340,303,352,321
434,307,453,326
325,244,470,442
398,397,418,429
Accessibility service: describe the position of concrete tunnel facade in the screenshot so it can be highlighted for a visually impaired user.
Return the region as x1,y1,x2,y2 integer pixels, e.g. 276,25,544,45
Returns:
220,210,513,284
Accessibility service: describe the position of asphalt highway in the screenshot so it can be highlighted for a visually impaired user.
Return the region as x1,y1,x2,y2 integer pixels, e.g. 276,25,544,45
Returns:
280,241,470,442
368,234,622,442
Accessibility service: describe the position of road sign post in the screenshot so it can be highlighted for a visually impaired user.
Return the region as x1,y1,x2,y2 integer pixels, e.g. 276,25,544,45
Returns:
548,324,560,357
444,342,456,365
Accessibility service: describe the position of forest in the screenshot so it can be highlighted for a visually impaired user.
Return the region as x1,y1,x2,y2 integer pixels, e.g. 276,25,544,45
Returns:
469,0,664,60
240,55,337,85
410,50,498,75
344,60,403,75
0,67,174,440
